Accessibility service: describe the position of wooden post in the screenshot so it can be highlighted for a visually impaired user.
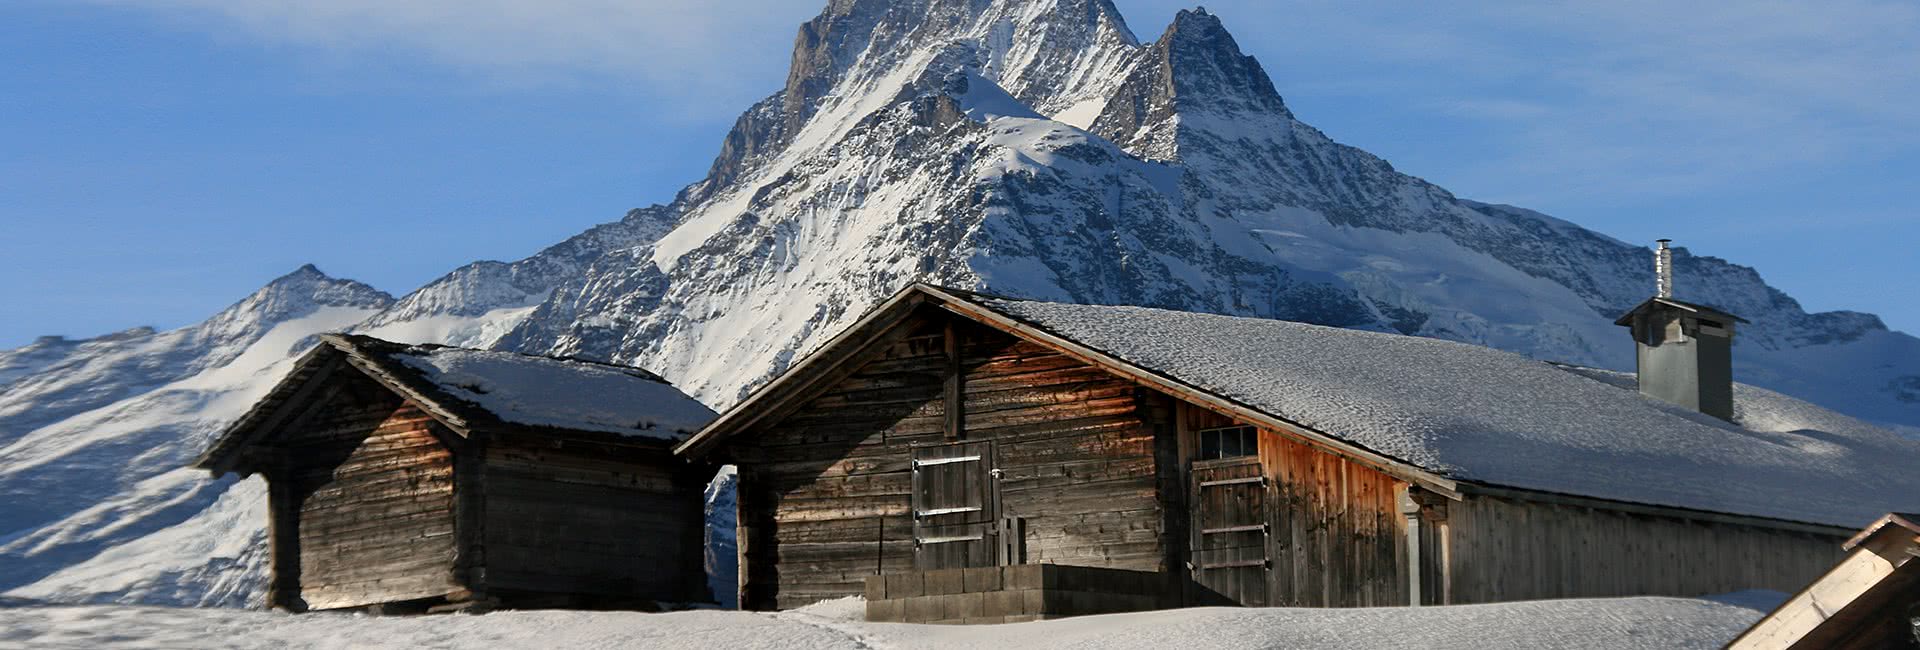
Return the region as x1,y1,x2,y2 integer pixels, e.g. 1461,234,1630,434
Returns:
735,466,754,610
264,466,306,612
449,427,489,606
944,321,962,441
1170,399,1195,607
1400,487,1450,606
1399,487,1424,607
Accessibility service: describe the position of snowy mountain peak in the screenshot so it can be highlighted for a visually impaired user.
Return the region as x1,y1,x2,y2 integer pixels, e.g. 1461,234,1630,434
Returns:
1088,6,1292,160
194,266,392,350
1156,7,1290,117
257,264,390,309
693,0,1141,203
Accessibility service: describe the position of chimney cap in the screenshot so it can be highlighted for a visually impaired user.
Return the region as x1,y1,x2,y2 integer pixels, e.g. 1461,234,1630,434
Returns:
1614,296,1750,326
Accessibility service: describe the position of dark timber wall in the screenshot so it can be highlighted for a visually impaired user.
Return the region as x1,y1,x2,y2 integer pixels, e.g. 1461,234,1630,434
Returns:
478,434,709,605
270,372,458,611
730,311,1176,610
259,366,710,612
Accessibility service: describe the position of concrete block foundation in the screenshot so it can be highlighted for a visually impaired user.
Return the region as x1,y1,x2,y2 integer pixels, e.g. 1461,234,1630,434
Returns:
862,564,1167,625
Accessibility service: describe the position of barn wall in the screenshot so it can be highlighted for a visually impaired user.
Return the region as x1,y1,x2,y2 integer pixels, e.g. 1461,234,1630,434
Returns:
1445,493,1845,603
478,435,707,604
1258,427,1410,606
1181,408,1411,607
732,311,1171,610
278,375,459,611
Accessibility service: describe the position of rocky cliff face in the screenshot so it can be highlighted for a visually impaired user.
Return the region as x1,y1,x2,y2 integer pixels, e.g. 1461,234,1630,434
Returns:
3,0,1916,608
489,2,1918,426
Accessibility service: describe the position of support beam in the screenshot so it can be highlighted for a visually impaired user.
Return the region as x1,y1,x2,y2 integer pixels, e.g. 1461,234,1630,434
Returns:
1399,487,1451,606
944,321,962,441
264,465,307,612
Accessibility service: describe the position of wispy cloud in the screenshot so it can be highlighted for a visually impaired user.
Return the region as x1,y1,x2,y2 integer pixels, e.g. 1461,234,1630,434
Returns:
1160,0,1920,202
86,0,820,108
84,0,1920,200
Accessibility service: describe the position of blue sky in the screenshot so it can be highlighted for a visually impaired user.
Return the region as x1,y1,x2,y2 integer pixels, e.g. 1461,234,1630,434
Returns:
2,0,1915,348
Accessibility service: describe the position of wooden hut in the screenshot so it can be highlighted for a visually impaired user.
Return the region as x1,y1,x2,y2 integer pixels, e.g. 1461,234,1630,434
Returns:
1730,512,1920,650
195,334,718,613
676,284,1920,623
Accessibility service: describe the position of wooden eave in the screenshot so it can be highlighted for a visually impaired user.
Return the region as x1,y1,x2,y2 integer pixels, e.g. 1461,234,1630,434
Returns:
322,334,477,437
675,283,1460,498
924,286,1464,497
1844,512,1920,551
193,335,481,477
1726,511,1920,650
673,285,930,458
677,283,1890,534
1455,482,1856,538
196,333,683,477
191,343,341,475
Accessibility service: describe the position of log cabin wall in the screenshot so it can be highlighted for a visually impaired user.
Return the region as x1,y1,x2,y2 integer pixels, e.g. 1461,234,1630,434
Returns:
1179,407,1411,608
272,371,459,611
730,310,1173,610
478,434,709,605
1444,493,1845,603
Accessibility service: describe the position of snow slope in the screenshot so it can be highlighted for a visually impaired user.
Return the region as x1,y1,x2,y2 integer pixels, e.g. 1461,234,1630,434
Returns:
0,594,1776,650
0,268,390,605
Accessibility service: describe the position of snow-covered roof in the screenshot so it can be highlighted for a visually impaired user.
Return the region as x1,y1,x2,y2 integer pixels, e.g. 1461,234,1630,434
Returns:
199,335,715,473
375,341,717,440
971,296,1920,529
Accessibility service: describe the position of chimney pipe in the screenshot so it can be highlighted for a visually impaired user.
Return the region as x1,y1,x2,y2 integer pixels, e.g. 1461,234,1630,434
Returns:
1654,239,1673,299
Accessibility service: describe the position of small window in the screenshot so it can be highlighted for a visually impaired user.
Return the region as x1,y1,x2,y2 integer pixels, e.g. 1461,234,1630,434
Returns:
1197,425,1258,461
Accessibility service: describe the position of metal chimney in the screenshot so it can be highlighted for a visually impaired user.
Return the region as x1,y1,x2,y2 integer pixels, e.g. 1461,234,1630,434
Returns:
1616,238,1747,422
1654,239,1673,299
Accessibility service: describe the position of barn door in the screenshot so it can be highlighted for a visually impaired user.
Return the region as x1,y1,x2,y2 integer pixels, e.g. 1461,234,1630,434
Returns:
1190,456,1271,606
911,441,998,570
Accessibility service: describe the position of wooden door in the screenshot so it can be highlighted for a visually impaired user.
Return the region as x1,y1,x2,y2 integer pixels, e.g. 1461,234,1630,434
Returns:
911,441,998,570
1190,457,1271,606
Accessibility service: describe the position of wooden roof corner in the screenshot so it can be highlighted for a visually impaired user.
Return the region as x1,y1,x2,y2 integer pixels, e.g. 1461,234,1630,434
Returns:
191,340,348,476
673,282,939,458
1728,511,1920,650
674,281,1458,498
191,333,482,477
1844,512,1920,552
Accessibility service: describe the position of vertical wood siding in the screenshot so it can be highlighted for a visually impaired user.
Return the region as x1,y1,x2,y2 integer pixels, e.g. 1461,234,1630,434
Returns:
280,378,458,610
1445,494,1844,603
1183,408,1410,607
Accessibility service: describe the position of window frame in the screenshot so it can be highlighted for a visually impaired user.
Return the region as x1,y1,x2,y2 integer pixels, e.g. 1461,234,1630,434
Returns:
1195,424,1259,462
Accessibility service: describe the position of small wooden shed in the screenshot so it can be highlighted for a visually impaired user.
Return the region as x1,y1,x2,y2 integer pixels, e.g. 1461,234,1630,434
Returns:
677,284,1920,622
1730,512,1920,650
195,334,718,613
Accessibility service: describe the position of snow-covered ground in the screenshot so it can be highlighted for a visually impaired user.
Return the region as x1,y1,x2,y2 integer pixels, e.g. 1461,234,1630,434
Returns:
0,594,1778,650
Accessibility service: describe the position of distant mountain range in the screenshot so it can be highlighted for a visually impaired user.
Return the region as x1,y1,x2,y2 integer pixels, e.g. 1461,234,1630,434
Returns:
3,0,1915,607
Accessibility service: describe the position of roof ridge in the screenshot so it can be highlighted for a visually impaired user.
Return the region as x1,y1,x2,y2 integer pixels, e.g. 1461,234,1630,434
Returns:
326,333,670,384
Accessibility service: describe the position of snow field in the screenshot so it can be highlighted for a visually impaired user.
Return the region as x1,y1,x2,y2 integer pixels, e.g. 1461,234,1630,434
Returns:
0,593,1778,650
